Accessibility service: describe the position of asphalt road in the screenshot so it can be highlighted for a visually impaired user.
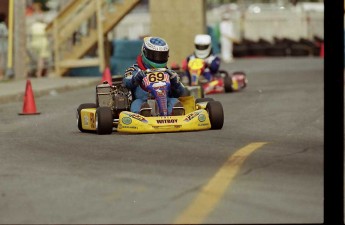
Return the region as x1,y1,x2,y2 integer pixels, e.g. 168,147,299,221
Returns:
0,57,324,224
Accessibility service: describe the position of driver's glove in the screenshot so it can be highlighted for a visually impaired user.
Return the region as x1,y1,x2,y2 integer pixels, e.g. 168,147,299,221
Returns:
165,69,179,84
131,70,146,86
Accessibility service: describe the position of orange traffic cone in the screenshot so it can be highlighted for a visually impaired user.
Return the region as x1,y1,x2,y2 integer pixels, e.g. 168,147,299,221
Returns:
18,79,40,115
320,42,324,58
101,67,112,85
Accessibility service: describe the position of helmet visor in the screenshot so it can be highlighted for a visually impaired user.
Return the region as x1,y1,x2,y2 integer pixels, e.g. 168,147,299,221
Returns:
195,44,209,50
143,48,169,63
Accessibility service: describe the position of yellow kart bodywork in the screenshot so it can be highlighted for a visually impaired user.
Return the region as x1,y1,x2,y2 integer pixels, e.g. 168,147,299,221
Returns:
117,110,211,133
79,96,214,134
117,95,211,133
80,108,97,130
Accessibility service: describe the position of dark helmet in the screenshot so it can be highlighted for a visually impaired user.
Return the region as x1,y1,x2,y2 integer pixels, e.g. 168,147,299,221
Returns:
141,36,169,68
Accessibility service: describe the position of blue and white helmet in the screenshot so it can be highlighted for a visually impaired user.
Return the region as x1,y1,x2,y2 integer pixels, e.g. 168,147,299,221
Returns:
142,36,169,68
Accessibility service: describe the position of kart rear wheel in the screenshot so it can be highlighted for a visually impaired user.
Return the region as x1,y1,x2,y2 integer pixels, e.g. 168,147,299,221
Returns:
232,71,247,88
232,71,246,76
77,103,97,132
223,75,233,93
206,101,224,129
96,107,113,135
195,98,215,104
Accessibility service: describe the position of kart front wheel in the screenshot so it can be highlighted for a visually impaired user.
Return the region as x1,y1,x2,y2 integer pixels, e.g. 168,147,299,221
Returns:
206,101,224,129
77,103,97,132
96,107,113,135
195,98,215,104
223,75,233,93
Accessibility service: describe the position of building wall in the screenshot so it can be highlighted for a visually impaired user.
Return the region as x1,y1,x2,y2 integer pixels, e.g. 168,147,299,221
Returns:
149,0,206,66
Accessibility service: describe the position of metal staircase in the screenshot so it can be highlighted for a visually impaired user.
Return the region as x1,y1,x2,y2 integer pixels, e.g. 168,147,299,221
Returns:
45,0,140,76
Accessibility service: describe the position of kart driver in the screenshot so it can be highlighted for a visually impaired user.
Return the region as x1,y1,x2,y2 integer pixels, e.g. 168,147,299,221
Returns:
123,36,186,116
182,34,221,83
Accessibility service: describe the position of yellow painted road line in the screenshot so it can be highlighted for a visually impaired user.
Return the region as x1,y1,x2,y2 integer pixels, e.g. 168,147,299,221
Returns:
173,142,268,224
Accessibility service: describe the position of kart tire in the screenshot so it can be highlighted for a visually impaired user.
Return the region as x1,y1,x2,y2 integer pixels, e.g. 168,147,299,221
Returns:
232,71,246,76
200,85,205,98
96,107,113,135
206,101,224,130
195,98,215,104
218,70,230,78
232,71,247,88
223,75,233,93
77,103,97,132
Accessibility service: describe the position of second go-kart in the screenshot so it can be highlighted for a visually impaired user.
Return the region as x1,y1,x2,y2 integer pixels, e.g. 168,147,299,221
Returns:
180,58,248,98
76,69,224,134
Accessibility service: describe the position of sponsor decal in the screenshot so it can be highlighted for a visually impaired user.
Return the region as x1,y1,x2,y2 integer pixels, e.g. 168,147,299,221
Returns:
90,113,95,128
156,119,178,124
184,111,201,122
122,126,138,129
122,117,132,125
198,114,206,122
83,114,89,125
198,123,209,126
123,112,148,123
145,39,168,51
156,90,166,97
232,79,239,90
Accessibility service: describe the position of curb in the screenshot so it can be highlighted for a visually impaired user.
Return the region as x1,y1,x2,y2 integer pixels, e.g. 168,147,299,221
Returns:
0,78,101,105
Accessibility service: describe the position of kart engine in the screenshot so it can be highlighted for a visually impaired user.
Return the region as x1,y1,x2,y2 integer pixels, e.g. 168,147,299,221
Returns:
96,81,131,117
96,83,113,107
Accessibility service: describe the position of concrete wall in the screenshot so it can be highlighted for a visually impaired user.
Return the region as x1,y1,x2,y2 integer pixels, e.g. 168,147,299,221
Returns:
206,6,324,42
243,10,323,41
149,0,206,65
306,11,323,39
112,4,323,46
244,11,307,41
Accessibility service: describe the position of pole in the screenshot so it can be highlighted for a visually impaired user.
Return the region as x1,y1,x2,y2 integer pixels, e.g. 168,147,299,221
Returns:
96,0,105,73
5,0,14,80
14,0,26,79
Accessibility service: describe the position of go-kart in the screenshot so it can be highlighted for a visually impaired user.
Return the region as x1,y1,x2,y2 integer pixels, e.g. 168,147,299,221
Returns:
76,69,224,134
179,58,247,98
